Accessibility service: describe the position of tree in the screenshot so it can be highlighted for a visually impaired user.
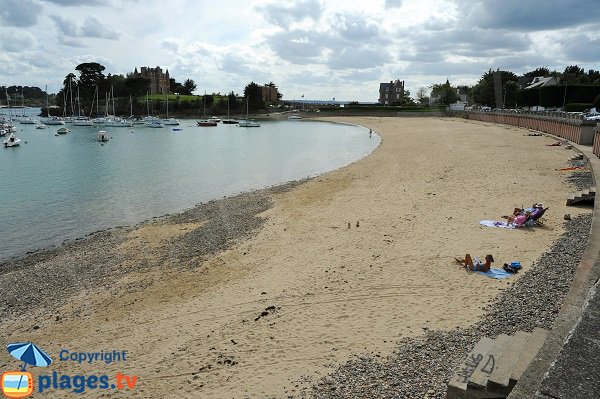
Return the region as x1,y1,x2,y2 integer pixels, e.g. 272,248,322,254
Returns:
227,91,238,112
430,79,458,106
182,79,197,95
593,94,600,109
415,87,429,105
124,76,150,97
562,65,585,84
265,81,283,100
523,67,550,77
243,81,265,112
169,78,184,94
472,69,518,107
75,62,106,100
395,89,415,106
503,81,519,108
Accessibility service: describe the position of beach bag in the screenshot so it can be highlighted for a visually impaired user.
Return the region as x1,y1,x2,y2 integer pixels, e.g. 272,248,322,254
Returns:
503,261,522,274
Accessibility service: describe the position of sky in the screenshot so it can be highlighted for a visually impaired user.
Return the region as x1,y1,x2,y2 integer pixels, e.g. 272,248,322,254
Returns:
1,0,599,102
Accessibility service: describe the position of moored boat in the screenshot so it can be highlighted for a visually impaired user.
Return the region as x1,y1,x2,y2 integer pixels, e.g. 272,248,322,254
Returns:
97,130,110,142
197,119,218,127
3,132,21,147
57,127,70,134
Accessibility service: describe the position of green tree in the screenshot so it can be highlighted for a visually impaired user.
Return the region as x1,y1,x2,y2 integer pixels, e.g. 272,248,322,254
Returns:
430,79,458,106
243,81,265,112
75,62,106,102
593,94,600,109
472,69,518,107
523,67,550,77
169,78,184,94
503,81,519,108
562,65,585,84
124,76,150,97
182,79,197,95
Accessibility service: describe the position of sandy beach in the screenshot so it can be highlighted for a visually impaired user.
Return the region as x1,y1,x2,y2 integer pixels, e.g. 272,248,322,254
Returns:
0,117,592,398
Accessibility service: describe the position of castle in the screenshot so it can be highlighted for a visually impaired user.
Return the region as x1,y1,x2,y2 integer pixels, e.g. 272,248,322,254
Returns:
133,66,170,95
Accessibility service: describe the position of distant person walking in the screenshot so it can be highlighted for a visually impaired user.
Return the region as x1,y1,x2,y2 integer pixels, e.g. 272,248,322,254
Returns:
369,129,372,138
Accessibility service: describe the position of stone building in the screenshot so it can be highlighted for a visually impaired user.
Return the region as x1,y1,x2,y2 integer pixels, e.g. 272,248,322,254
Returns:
379,79,405,105
261,85,280,103
133,66,170,95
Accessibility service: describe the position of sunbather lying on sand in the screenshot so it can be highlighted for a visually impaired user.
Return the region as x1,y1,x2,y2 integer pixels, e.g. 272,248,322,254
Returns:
455,254,494,272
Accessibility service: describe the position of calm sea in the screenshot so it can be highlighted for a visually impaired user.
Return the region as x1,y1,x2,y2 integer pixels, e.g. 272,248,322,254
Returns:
0,109,379,262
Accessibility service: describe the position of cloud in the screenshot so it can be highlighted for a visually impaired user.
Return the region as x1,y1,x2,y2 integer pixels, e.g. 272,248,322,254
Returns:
384,0,403,9
560,31,600,64
328,47,387,70
0,0,41,27
460,0,600,31
264,29,329,64
51,15,120,40
42,0,104,5
0,30,37,52
254,0,324,28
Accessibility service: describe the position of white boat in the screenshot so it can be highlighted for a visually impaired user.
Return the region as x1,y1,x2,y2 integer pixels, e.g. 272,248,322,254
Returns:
210,116,221,122
57,127,70,134
36,124,48,129
97,130,110,142
72,116,94,126
20,117,38,124
44,116,66,125
104,117,133,127
238,120,261,127
0,127,6,137
145,120,164,128
3,132,21,147
197,119,217,127
237,96,261,127
287,114,302,120
161,118,180,126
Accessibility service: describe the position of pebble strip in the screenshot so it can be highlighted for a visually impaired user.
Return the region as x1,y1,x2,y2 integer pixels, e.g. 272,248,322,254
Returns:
298,213,592,399
0,181,305,319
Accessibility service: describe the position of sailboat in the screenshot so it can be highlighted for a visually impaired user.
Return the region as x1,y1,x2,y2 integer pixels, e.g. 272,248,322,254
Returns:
143,92,164,128
197,91,217,126
72,87,93,126
237,96,260,127
19,87,38,124
104,86,133,127
161,94,180,125
221,96,239,124
42,85,65,125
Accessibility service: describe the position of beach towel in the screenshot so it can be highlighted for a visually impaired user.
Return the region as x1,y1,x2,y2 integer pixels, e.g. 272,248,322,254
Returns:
476,267,515,279
480,220,515,229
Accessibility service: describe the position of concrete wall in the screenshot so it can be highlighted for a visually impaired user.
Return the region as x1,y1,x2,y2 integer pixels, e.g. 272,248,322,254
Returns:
594,127,600,159
468,111,597,146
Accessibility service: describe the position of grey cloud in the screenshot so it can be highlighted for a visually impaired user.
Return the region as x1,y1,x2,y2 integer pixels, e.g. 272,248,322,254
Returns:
219,53,261,76
1,30,37,52
331,13,382,43
80,16,120,39
255,0,323,27
561,32,600,63
265,29,329,64
384,0,402,9
459,0,600,31
51,15,120,40
0,0,41,27
161,40,180,52
328,47,387,70
42,0,104,5
403,27,531,61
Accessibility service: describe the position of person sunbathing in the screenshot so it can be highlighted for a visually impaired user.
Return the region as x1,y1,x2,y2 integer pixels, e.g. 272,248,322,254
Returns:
455,254,494,272
507,212,529,227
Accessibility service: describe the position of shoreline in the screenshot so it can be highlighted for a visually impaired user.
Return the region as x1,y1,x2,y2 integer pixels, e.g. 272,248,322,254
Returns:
0,116,594,398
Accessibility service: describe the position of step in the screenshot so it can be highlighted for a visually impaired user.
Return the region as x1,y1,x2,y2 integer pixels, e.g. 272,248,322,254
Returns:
467,334,510,393
486,331,530,395
447,337,496,399
509,328,548,387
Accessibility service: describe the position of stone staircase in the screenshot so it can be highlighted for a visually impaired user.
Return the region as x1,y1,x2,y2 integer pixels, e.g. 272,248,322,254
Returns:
566,186,596,206
447,328,548,399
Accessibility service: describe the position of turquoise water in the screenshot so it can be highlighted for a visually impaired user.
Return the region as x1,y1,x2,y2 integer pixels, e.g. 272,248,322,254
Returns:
0,111,379,262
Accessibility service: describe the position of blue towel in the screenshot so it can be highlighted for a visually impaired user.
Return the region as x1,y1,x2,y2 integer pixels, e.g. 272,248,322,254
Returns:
476,267,515,279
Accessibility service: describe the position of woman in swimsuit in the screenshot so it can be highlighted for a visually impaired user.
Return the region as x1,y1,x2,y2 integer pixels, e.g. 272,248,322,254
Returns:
455,254,494,272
